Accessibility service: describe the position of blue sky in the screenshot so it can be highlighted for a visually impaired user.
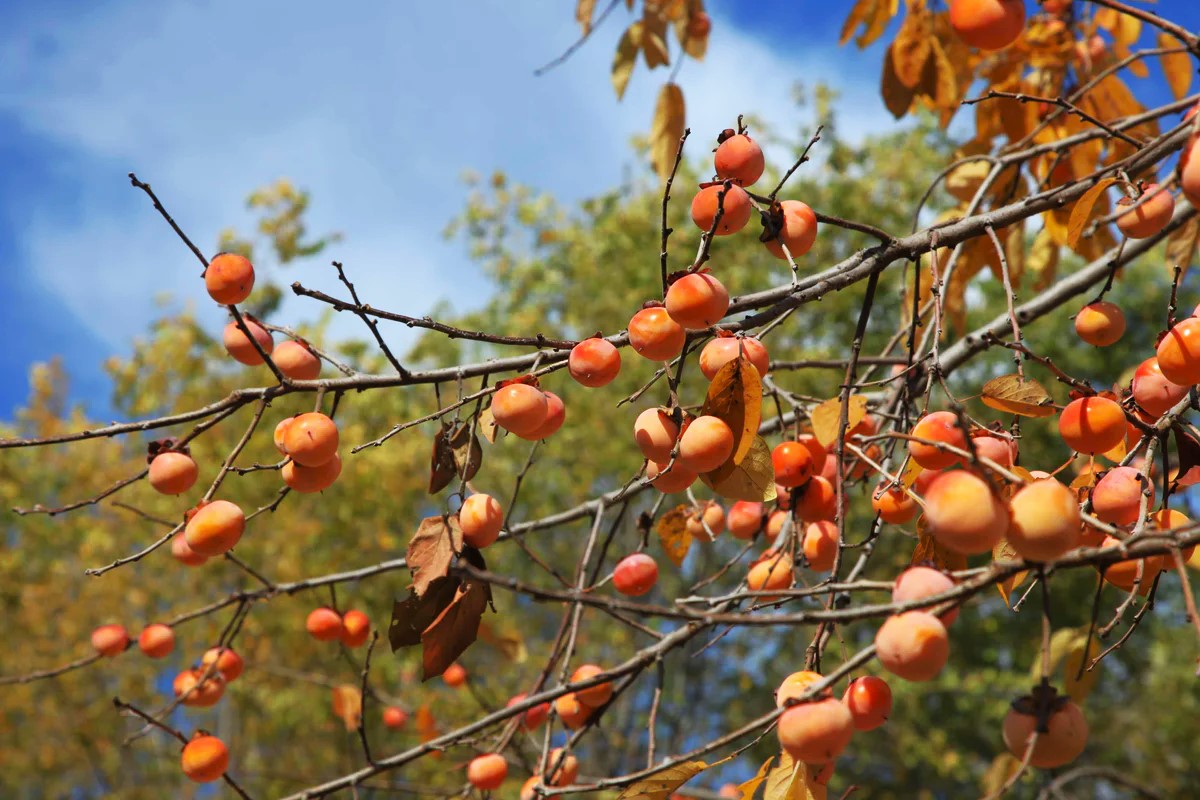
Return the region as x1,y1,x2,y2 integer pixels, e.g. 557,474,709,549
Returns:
0,1,1197,419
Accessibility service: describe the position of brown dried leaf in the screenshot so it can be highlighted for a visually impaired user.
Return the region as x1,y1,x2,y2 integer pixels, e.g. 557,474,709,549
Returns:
980,375,1057,419
1067,178,1118,248
612,22,642,100
737,757,775,800
421,562,491,680
810,395,867,449
1159,33,1193,100
477,406,502,444
389,576,460,651
428,424,457,494
702,355,763,467
407,515,464,596
650,83,686,183
911,520,968,572
642,10,671,69
992,539,1028,607
857,0,898,48
657,504,693,567
331,684,363,731
891,6,931,88
1173,427,1200,488
616,760,709,799
428,423,482,494
699,435,778,503
881,41,917,119
673,0,709,59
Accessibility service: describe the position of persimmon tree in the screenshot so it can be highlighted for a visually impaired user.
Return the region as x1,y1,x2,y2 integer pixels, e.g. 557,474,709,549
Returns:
5,2,1200,799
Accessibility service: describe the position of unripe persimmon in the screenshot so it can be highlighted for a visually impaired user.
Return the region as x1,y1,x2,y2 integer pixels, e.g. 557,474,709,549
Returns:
1090,466,1146,527
442,663,468,687
665,273,729,330
678,415,734,473
949,0,1026,51
204,253,255,305
149,451,198,495
1074,302,1126,347
1116,183,1175,239
181,734,229,783
522,391,565,440
765,200,818,260
1007,479,1081,562
629,307,687,362
461,493,504,548
172,533,209,567
137,624,175,659
554,692,592,729
908,411,968,470
893,566,959,625
714,133,765,186
91,624,129,657
1058,396,1127,454
646,460,697,493
282,412,339,467
184,500,245,557
571,664,614,708
1132,357,1188,417
803,520,839,572
341,609,371,647
777,698,855,764
273,339,322,380
223,318,274,365
700,336,770,380
1002,701,1088,768
842,675,892,731
872,484,918,524
568,338,621,387
727,500,764,539
874,611,950,681
691,183,753,235
306,607,343,642
773,441,815,488
201,646,244,682
923,470,1009,555
507,693,551,730
1156,317,1200,386
467,753,508,790
382,706,408,729
282,452,342,493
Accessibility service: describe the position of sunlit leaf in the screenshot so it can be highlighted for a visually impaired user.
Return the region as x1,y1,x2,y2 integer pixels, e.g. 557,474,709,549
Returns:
810,395,867,449
737,757,775,800
700,435,778,503
1063,636,1101,703
881,41,917,119
1067,178,1118,248
650,84,686,183
993,539,1028,607
616,760,708,799
980,375,1057,419
642,9,670,68
612,23,642,100
576,0,597,35
1166,215,1200,275
657,504,693,567
331,685,362,731
764,752,825,800
1159,33,1193,100
890,6,931,89
702,355,763,467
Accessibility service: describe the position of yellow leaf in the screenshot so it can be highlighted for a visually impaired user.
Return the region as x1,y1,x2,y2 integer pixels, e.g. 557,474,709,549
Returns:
331,684,363,731
1066,178,1118,248
880,41,917,119
890,6,931,88
649,84,686,183
764,752,825,800
699,435,778,503
702,355,763,467
1031,627,1087,684
1096,8,1141,47
612,23,642,100
945,158,992,203
839,0,875,47
920,37,959,111
993,539,1028,607
980,375,1057,419
616,760,708,799
980,753,1022,797
1166,215,1200,276
657,504,693,567
1063,636,1101,703
810,395,867,449
576,0,597,35
911,522,968,572
1027,228,1060,289
477,406,502,444
673,0,709,60
737,757,775,800
1159,34,1193,101
857,0,899,48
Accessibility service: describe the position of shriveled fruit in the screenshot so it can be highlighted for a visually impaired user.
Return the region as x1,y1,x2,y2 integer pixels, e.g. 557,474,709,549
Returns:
571,664,614,708
629,307,687,362
1074,302,1126,346
467,753,508,791
1058,396,1127,455
678,415,734,473
341,609,371,647
908,411,968,470
181,734,229,783
777,698,855,763
273,340,322,380
803,520,839,571
490,383,549,437
949,0,1026,50
1116,183,1175,239
1007,479,1082,562
568,338,621,387
893,566,959,624
699,335,769,380
1156,317,1200,386
137,624,175,659
461,493,504,548
714,133,765,186
184,500,246,557
149,451,198,495
204,253,255,305
923,470,1009,555
91,624,129,657
282,412,340,467
691,183,753,235
282,453,342,493
306,607,344,642
765,200,818,260
223,318,274,365
843,675,892,731
874,611,950,681
665,273,730,330
1002,700,1088,768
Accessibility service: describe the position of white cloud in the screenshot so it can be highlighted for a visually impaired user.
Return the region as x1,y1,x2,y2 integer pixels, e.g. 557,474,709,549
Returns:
0,1,893,359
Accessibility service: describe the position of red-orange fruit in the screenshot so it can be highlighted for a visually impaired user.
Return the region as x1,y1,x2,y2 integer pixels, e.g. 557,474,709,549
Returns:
572,664,614,708
546,748,579,786
149,451,199,495
223,318,274,365
1002,701,1088,768
507,693,551,730
174,669,226,707
467,753,508,790
893,566,959,625
382,706,408,729
908,411,969,470
341,609,371,647
521,391,565,440
184,500,246,557
521,777,542,800
690,183,753,235
719,784,741,798
306,607,344,642
727,500,764,539
460,493,504,549
634,408,680,462
1090,466,1146,527
1007,479,1082,562
568,338,621,387
765,200,818,260
137,624,175,659
646,460,697,493
201,646,244,682
1151,508,1196,568
796,434,828,469
489,383,549,437
842,675,892,731
273,417,293,455
776,670,825,708
773,441,815,488
1182,137,1200,207
443,663,468,687
1058,396,1127,454
874,611,950,681
1074,301,1126,347
747,549,794,598
91,624,129,657
282,452,342,493
628,307,687,362
181,734,230,783
686,501,726,541
282,412,339,467
273,340,322,380
204,253,255,305
1116,183,1175,239
923,470,1009,554
872,484,918,524
1156,317,1200,386
554,692,593,729
777,698,855,764
172,533,209,567
803,520,839,572
714,133,765,187
666,273,730,330
765,509,788,539
678,415,734,473
949,0,1026,50
1132,357,1189,417
797,475,839,522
